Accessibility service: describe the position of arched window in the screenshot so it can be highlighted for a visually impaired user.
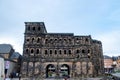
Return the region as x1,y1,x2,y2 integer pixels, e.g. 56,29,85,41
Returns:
31,49,34,53
59,39,62,41
38,27,41,31
26,49,29,53
69,39,71,43
37,38,40,43
59,50,62,54
76,38,79,40
26,38,30,42
45,39,48,43
82,49,85,53
32,38,34,43
88,49,90,53
33,27,35,31
50,39,53,42
69,50,71,54
36,49,39,54
64,50,66,54
64,39,67,41
55,39,57,41
76,49,79,53
28,26,30,31
50,50,52,54
85,38,88,42
55,50,57,54
45,50,48,55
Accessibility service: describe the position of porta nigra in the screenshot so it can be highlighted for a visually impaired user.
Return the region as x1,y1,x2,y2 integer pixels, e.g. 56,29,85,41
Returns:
21,22,104,78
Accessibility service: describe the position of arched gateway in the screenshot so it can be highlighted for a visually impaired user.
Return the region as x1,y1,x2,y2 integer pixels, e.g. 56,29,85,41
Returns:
46,64,70,78
46,64,55,78
60,64,70,78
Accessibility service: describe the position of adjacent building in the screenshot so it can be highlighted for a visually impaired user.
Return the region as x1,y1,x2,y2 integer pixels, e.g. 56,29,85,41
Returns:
114,56,120,72
0,44,14,59
104,55,120,73
21,22,104,78
117,56,120,70
0,44,21,78
104,55,114,73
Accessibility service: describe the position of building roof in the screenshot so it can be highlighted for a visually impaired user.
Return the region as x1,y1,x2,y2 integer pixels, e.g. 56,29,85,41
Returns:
104,55,112,59
112,56,118,61
47,33,74,36
0,44,13,53
10,52,21,59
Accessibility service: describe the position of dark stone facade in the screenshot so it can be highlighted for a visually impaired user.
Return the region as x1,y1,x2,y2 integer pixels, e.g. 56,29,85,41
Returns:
21,22,104,78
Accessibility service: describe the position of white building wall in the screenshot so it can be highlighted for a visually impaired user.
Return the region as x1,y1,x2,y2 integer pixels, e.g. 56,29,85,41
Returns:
0,58,4,80
5,60,17,77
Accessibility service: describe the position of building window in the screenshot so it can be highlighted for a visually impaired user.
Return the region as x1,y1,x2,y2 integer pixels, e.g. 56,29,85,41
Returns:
64,39,67,42
31,49,34,53
59,50,62,54
55,39,57,42
37,38,40,43
59,39,62,41
32,38,35,43
28,26,30,31
38,27,41,31
55,50,57,55
33,27,35,31
50,50,52,54
26,49,29,53
69,39,72,43
45,50,48,55
85,38,88,42
76,38,79,40
26,39,30,42
50,39,53,42
82,49,85,53
64,50,66,54
69,50,71,54
88,49,90,53
77,50,79,53
45,39,48,43
36,49,39,54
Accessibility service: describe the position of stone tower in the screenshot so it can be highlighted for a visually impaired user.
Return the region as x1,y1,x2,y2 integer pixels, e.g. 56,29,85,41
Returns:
21,22,104,78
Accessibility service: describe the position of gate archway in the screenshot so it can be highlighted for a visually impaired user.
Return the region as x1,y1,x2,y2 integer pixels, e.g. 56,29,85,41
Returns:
60,64,70,78
46,64,55,78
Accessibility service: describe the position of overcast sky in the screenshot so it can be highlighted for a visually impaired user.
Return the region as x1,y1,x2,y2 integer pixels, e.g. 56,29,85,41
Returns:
0,0,120,56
